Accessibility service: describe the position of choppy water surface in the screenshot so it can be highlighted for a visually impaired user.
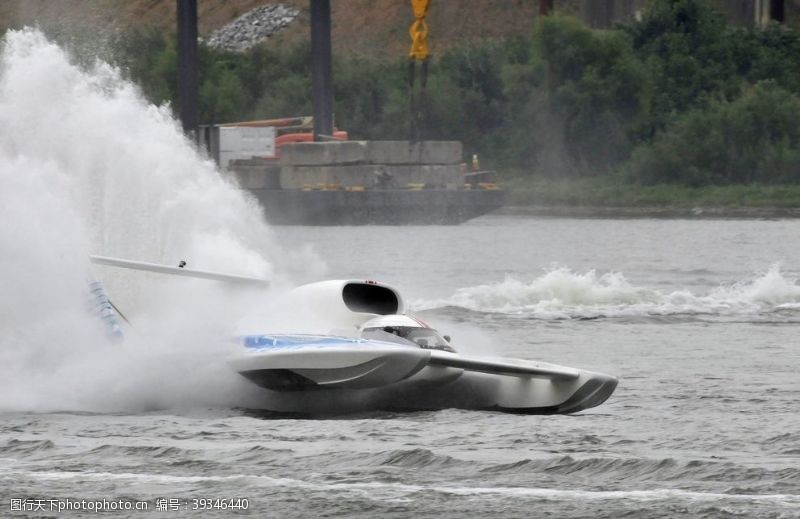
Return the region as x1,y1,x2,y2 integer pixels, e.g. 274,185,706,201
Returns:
1,29,799,519
1,217,798,518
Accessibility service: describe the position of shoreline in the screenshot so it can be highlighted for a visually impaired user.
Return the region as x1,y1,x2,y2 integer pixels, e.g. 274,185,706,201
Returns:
496,205,800,219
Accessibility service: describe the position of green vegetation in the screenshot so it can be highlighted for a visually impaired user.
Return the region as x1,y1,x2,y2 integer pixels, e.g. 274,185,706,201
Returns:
36,0,800,206
628,82,800,186
506,177,800,207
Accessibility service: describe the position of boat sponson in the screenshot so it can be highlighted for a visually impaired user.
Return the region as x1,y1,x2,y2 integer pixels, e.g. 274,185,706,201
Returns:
490,374,619,415
232,345,431,390
238,368,318,391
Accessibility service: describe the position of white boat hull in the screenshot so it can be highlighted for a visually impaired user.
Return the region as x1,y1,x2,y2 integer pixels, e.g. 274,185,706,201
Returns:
230,335,618,415
229,335,430,390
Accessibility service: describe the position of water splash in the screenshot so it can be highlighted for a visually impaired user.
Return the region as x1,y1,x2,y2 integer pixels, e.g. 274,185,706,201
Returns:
414,265,800,319
0,29,320,412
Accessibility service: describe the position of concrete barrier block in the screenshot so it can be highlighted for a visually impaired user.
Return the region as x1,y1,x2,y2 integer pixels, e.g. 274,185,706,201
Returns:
365,141,463,165
327,166,379,187
280,141,367,166
229,164,281,190
232,157,279,167
280,165,379,189
381,166,414,186
383,164,464,188
437,164,466,189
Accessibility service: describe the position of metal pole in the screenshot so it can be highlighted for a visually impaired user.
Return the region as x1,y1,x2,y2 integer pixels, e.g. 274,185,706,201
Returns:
771,0,785,22
310,0,334,141
176,0,199,139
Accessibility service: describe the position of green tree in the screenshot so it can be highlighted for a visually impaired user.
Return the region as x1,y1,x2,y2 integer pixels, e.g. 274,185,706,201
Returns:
623,0,740,129
505,15,650,176
629,82,800,185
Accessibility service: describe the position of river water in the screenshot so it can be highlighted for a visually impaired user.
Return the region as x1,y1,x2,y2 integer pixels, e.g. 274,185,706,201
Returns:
1,28,799,519
2,216,799,518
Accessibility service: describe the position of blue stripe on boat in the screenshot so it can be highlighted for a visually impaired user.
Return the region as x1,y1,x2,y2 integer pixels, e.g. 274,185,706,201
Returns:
241,334,367,350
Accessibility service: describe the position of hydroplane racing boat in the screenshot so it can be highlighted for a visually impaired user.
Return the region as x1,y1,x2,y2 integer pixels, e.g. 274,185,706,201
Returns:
228,280,618,414
90,257,618,415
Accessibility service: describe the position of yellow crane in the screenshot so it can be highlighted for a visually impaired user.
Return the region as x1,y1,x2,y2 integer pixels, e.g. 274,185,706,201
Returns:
408,0,430,141
409,0,430,61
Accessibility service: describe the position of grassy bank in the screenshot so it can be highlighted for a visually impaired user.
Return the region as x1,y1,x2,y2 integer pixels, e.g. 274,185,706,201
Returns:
504,176,800,208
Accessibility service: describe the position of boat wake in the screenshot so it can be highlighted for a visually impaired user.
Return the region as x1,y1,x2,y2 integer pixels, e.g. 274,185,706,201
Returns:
414,264,800,320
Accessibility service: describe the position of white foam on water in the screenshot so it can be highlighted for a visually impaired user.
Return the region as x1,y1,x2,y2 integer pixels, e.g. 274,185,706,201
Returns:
11,470,800,507
0,29,322,412
414,264,800,319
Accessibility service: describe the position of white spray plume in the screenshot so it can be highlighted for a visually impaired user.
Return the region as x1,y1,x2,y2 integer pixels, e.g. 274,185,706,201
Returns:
0,29,323,412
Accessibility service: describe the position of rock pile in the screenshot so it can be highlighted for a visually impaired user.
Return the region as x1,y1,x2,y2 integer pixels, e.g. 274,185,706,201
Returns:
207,4,300,52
